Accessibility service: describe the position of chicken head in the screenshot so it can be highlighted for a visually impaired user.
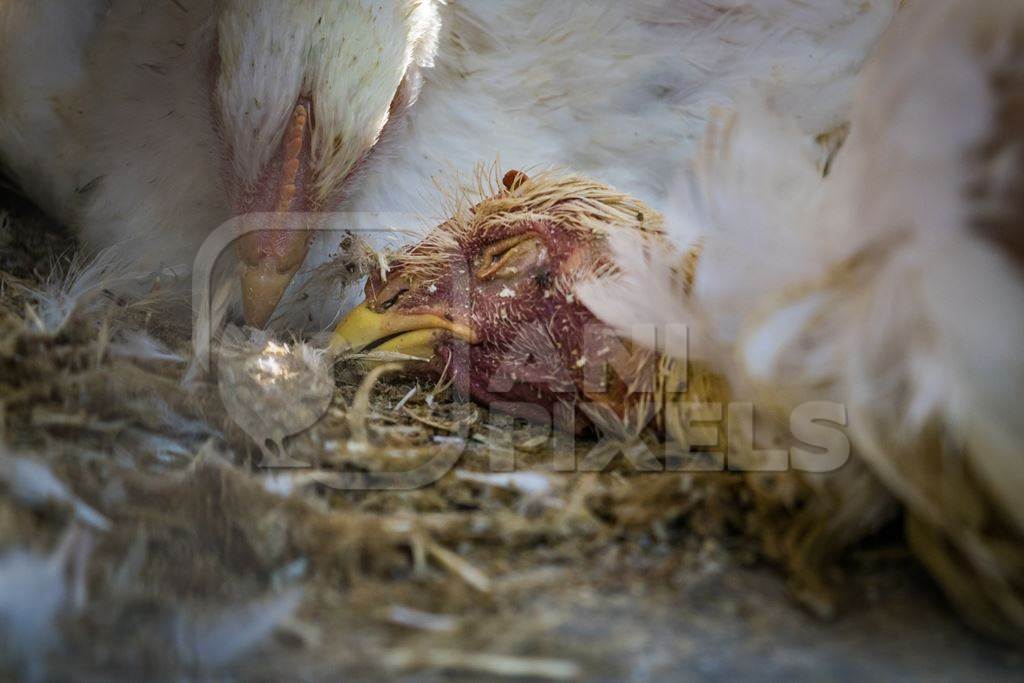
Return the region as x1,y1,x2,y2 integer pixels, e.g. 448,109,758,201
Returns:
213,1,441,326
332,170,670,428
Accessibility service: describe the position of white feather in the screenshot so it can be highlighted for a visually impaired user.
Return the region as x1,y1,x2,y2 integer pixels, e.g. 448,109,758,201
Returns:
0,453,110,531
0,0,104,221
1,0,897,328
174,588,303,670
0,527,93,682
587,0,1024,629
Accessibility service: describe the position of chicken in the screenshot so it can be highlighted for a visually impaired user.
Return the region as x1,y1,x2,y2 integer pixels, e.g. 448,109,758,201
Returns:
334,0,1024,639
578,0,1024,640
331,169,702,433
0,0,897,329
1,0,441,327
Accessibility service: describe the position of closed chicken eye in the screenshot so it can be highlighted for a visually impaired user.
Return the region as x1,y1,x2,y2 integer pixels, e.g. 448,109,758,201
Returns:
475,235,544,280
379,293,401,310
375,284,409,311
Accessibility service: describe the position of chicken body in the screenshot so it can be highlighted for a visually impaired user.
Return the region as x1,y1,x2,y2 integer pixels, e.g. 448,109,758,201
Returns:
582,0,1024,640
2,0,441,326
340,2,1024,636
0,0,897,327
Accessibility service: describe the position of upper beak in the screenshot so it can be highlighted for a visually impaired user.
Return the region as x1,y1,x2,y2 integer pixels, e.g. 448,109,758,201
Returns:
236,101,315,328
236,222,311,327
238,226,312,328
330,302,476,360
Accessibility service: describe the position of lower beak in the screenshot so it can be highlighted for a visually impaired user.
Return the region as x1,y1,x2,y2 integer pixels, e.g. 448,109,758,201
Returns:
330,302,476,360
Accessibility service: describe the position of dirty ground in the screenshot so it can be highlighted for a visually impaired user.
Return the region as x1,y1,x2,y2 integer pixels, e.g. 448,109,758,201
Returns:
1,186,1021,682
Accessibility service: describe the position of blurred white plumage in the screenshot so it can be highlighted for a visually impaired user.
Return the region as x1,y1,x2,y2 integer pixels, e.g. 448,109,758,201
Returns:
0,0,896,327
582,0,1024,639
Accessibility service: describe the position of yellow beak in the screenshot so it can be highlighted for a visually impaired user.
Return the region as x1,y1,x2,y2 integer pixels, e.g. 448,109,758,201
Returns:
330,302,476,360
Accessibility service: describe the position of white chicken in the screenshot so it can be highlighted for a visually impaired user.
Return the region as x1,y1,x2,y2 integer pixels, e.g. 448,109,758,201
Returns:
581,0,1024,640
0,0,897,328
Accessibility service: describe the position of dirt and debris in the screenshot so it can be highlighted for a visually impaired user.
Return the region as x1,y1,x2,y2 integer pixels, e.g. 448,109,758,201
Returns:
1,190,1021,681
